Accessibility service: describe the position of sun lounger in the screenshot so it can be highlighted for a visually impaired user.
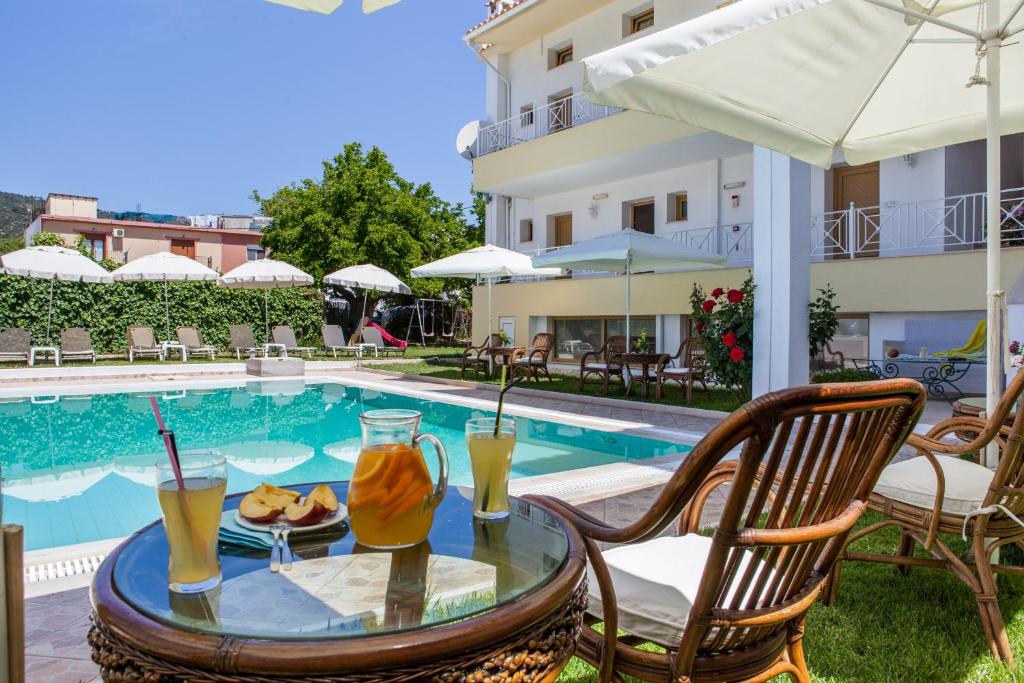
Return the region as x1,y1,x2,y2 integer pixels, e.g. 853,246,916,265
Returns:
60,328,96,364
272,326,316,358
176,326,218,360
0,328,31,364
360,326,401,357
322,325,360,358
127,326,163,363
228,325,260,359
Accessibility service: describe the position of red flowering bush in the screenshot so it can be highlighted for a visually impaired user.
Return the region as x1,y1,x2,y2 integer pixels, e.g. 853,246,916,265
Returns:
729,347,745,362
711,287,725,298
702,299,716,313
727,289,744,304
722,331,737,348
691,277,755,398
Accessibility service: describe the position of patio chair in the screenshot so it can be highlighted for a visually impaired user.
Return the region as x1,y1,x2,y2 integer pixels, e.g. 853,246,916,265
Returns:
228,324,259,359
527,379,925,683
127,326,162,363
360,326,400,357
272,325,316,358
824,369,1024,666
176,326,218,360
60,328,96,364
322,324,360,358
578,335,626,395
0,328,31,365
655,336,709,403
811,342,846,372
511,332,554,382
461,333,503,379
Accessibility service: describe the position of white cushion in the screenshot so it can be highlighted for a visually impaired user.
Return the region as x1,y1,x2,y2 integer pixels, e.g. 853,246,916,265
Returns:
661,367,692,376
587,535,772,646
585,363,611,370
873,455,993,516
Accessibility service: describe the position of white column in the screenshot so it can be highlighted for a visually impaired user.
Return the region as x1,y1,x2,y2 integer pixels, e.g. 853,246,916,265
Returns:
752,147,812,396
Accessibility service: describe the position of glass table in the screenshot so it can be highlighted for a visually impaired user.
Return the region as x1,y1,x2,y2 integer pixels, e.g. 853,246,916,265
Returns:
851,356,985,400
89,482,587,682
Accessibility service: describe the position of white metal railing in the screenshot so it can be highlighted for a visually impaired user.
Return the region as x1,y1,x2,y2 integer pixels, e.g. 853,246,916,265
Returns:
811,186,1024,260
666,222,754,266
475,92,624,156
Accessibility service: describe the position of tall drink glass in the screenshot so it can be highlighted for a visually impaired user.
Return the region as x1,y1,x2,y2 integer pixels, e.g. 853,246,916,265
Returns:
156,453,227,593
466,418,516,520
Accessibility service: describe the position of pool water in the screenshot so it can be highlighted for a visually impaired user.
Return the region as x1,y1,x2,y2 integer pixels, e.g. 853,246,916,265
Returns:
0,381,689,551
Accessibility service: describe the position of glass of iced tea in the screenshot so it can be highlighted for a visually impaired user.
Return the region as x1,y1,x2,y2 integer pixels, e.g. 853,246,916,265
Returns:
156,453,227,593
348,410,449,549
466,418,516,520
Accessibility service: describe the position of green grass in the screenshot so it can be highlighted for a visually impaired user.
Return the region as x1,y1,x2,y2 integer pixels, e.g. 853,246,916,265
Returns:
368,360,745,413
554,512,1024,682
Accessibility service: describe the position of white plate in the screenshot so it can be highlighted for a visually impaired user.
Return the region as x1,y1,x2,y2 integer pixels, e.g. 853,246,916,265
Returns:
234,504,348,534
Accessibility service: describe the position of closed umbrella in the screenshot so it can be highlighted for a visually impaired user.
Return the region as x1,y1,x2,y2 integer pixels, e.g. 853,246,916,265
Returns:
532,229,725,349
110,252,219,341
412,245,562,370
0,246,113,344
581,0,1023,463
324,263,412,340
218,259,315,341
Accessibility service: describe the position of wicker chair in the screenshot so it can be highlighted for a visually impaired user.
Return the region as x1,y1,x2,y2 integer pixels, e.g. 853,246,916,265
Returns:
461,333,503,379
578,335,627,395
528,379,925,683
811,343,846,372
127,326,162,363
511,332,554,382
229,324,259,359
176,326,218,360
60,328,96,364
825,370,1024,666
656,337,709,403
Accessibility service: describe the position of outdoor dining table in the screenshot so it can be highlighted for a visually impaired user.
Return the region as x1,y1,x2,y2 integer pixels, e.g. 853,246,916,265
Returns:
89,481,587,682
621,352,664,400
488,345,524,373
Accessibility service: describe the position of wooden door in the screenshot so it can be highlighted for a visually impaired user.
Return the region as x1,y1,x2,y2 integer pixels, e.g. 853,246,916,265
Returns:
832,162,880,258
555,214,573,247
631,200,655,234
170,239,196,260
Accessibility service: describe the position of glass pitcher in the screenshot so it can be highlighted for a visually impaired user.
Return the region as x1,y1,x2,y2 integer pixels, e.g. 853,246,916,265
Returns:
348,409,448,549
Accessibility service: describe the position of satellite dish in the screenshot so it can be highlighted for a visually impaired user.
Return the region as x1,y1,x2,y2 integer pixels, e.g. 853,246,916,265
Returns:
456,121,482,160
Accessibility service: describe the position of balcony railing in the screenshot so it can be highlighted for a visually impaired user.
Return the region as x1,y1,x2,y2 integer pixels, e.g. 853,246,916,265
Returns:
475,92,624,156
111,252,216,270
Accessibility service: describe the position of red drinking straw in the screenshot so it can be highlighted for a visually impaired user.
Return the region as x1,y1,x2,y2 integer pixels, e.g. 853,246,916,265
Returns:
150,396,185,491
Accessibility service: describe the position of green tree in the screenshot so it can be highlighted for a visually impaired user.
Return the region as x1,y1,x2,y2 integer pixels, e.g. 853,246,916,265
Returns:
0,235,24,255
31,231,65,247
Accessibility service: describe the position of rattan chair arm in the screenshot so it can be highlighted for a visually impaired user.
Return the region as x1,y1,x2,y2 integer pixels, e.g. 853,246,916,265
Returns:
528,348,547,364
679,461,739,534
892,444,947,549
583,536,618,683
911,417,997,456
737,501,866,546
579,350,600,368
655,354,674,373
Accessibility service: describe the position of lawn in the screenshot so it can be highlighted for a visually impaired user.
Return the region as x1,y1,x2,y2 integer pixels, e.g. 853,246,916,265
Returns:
366,360,746,413
554,512,1024,682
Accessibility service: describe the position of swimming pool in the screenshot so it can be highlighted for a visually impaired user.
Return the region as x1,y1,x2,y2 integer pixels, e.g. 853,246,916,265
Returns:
0,380,689,551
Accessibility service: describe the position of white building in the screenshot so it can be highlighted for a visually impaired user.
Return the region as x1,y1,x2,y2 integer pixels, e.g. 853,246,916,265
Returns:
460,0,1024,395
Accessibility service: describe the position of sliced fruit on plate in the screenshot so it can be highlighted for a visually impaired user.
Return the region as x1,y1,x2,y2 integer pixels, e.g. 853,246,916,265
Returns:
253,483,301,509
239,492,284,523
284,500,329,526
306,484,340,513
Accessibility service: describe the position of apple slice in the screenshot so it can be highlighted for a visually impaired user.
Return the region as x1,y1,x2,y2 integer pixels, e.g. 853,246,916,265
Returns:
239,493,283,523
253,483,301,510
284,500,329,527
306,484,340,513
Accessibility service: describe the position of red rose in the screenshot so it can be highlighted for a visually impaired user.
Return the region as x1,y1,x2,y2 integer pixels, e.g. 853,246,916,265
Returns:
722,331,737,348
711,287,725,298
729,347,745,362
695,322,704,333
727,289,744,304
702,299,715,313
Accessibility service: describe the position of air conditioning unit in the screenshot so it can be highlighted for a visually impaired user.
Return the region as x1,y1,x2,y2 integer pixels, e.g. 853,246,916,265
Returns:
112,228,125,238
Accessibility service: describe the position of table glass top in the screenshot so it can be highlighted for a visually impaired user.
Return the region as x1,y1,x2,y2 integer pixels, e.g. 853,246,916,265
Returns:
112,483,570,641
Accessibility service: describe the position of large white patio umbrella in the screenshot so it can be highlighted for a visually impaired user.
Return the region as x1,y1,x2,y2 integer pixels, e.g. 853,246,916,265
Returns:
324,263,412,334
0,246,113,343
412,245,562,370
218,259,315,341
582,0,1023,462
533,229,725,349
264,0,400,14
110,252,219,341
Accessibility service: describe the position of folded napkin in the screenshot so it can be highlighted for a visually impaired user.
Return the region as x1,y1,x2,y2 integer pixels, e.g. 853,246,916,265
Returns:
218,509,275,550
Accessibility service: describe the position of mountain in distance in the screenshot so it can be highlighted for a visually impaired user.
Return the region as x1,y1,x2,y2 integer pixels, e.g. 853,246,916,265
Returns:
0,191,118,239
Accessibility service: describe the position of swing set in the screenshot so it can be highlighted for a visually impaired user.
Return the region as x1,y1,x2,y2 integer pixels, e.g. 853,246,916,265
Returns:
404,299,465,346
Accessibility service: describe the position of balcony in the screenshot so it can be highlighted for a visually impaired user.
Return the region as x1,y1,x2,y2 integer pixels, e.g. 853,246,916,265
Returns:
111,252,217,271
475,93,623,157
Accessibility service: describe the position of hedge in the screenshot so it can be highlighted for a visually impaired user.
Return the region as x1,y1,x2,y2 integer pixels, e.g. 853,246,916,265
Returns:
0,275,324,353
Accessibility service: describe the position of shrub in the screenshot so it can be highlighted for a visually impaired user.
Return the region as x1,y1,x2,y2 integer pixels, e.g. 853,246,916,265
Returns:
811,368,879,384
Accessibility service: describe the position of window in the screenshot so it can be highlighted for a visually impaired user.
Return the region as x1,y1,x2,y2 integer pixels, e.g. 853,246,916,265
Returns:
520,219,534,243
625,199,655,234
669,192,689,222
80,234,105,260
548,42,574,70
247,246,266,261
519,105,535,128
553,317,657,360
629,8,655,34
606,318,657,351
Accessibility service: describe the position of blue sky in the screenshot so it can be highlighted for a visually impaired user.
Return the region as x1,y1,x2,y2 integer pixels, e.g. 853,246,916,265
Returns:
0,0,483,216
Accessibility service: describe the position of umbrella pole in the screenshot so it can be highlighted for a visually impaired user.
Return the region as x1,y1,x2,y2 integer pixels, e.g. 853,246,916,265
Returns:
626,258,632,351
984,8,1003,468
488,278,494,375
46,276,55,345
264,289,270,343
164,281,171,341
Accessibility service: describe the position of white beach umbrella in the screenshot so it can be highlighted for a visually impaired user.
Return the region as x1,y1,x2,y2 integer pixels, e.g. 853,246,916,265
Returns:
412,245,562,368
218,259,315,341
110,252,219,340
264,0,400,14
582,0,1024,461
0,246,113,344
324,263,412,331
220,440,315,476
533,229,725,349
